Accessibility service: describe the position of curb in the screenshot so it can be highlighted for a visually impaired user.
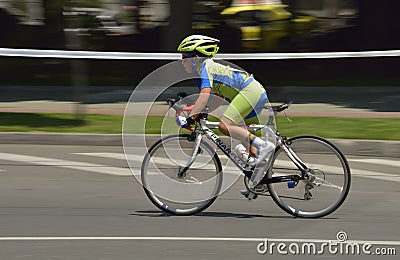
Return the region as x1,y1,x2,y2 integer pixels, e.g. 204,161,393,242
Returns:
331,139,400,158
0,132,399,158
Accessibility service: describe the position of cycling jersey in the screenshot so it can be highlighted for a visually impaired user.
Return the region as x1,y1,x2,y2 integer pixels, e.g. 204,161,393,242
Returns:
198,59,254,99
197,59,268,124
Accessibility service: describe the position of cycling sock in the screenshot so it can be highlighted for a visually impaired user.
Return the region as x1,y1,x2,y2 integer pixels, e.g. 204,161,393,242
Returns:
249,134,264,151
249,133,256,145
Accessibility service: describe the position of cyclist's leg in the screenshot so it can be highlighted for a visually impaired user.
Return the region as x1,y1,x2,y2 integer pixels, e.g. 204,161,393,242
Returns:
220,83,272,197
219,116,250,147
218,93,254,148
220,117,265,158
242,92,271,155
219,81,267,153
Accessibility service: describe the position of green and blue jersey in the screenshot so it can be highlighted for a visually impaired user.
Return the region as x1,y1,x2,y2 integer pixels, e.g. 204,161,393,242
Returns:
198,59,255,100
197,59,268,122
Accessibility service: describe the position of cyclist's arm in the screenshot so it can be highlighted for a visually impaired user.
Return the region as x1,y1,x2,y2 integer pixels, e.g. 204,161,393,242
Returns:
188,87,211,119
207,93,225,112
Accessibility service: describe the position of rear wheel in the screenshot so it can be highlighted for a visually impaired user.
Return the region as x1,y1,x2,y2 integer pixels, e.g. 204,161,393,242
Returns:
267,136,351,218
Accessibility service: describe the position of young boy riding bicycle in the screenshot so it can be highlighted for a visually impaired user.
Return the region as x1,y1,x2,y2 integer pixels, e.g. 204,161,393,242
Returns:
175,35,275,197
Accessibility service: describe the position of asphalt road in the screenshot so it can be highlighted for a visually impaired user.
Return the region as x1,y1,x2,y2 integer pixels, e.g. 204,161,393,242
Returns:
0,143,399,259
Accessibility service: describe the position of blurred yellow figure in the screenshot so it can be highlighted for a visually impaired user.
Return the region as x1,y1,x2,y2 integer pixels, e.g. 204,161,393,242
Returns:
220,3,317,51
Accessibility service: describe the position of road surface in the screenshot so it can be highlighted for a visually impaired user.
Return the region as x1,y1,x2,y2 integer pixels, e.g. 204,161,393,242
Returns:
0,143,399,259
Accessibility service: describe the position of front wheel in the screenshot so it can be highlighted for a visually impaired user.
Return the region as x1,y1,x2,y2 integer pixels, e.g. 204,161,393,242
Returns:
141,134,223,216
267,135,351,218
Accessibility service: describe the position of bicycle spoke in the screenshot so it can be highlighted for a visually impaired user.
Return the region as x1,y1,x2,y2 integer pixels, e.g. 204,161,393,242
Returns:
315,178,343,191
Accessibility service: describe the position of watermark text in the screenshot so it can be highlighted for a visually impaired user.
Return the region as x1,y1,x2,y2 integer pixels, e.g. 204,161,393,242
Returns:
257,231,397,256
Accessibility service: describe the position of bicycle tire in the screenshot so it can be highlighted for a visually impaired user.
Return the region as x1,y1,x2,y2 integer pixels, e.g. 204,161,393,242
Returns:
141,134,223,216
267,135,351,218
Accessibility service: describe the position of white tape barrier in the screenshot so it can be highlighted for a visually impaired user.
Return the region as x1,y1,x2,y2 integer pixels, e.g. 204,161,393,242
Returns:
0,48,399,60
0,48,180,60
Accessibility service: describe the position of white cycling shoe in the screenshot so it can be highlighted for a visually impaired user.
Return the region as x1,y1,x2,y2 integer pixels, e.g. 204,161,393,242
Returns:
249,140,276,168
241,184,269,200
240,188,258,200
248,140,276,189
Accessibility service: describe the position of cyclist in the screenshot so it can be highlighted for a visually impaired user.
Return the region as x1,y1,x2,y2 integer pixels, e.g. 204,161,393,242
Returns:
175,35,274,195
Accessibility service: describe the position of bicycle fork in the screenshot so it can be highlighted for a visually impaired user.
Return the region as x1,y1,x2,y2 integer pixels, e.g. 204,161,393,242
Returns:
177,133,203,178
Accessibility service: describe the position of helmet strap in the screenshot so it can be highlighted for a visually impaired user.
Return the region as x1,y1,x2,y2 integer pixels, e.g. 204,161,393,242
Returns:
188,53,197,73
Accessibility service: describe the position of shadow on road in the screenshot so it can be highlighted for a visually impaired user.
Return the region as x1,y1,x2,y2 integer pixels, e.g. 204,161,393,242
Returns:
131,210,339,219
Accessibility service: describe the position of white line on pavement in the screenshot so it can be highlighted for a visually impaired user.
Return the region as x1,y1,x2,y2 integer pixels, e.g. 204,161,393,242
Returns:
74,152,242,175
1,151,399,182
274,160,400,183
73,153,400,182
0,236,398,246
73,152,127,160
349,158,400,168
0,152,133,176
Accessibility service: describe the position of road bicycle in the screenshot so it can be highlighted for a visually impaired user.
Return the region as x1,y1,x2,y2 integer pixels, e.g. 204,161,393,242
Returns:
141,101,351,218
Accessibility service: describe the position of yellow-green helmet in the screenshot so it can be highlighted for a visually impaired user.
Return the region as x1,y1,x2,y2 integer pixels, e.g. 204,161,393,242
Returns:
177,35,220,57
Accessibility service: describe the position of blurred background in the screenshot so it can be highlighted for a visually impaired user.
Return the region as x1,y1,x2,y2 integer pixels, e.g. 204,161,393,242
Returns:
0,0,399,113
2,0,400,52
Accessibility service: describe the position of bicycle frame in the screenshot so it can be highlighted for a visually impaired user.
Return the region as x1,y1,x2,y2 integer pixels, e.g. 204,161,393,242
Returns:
179,117,310,185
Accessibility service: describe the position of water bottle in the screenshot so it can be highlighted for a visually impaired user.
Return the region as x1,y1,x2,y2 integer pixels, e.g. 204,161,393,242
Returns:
234,144,255,165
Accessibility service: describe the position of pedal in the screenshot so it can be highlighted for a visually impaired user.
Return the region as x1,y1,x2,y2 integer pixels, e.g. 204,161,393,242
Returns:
240,189,258,200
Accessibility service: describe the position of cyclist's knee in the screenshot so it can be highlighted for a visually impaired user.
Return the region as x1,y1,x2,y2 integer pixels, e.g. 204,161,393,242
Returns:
219,117,237,136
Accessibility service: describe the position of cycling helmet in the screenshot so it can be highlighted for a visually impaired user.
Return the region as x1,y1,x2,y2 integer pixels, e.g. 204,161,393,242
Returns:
177,35,220,57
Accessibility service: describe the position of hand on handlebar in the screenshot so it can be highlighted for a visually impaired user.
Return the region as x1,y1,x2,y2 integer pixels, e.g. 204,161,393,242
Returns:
175,116,195,128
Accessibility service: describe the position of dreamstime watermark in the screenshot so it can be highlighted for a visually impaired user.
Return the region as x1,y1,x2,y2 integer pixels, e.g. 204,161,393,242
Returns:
257,231,397,256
